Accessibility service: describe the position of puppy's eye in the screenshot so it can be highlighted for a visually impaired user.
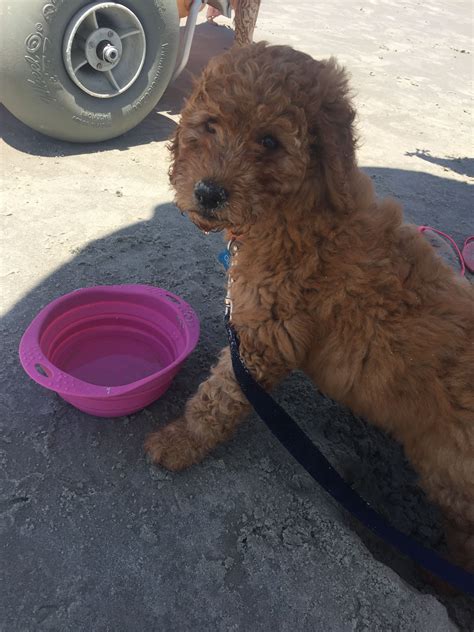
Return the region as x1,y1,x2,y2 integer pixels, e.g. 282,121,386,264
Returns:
204,119,217,134
260,135,279,150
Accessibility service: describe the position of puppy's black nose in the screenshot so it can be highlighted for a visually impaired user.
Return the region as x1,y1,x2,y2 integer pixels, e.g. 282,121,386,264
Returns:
194,180,228,212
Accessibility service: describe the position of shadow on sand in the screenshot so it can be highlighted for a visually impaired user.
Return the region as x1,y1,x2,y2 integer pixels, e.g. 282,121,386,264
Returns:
405,149,474,179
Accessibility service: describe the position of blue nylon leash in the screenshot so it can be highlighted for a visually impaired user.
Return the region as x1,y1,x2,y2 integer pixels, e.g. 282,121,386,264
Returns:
220,249,474,596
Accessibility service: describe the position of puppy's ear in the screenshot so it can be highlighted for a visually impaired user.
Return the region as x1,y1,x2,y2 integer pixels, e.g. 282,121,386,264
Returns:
167,124,181,186
308,59,357,213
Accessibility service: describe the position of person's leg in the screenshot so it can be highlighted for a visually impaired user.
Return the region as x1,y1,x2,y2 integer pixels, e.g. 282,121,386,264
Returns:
234,0,261,46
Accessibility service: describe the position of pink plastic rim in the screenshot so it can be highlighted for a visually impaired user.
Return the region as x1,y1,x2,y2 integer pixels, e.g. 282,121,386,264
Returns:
19,285,200,416
462,236,474,273
418,225,465,276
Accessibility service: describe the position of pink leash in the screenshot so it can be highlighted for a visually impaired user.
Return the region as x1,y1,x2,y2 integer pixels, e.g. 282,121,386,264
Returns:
418,225,472,276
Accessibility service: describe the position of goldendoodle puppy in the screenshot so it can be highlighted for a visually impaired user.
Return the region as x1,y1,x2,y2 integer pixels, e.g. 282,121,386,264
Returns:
145,43,474,572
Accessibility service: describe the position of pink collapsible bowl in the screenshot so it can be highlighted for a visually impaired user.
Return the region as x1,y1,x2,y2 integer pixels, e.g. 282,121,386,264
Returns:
19,285,200,418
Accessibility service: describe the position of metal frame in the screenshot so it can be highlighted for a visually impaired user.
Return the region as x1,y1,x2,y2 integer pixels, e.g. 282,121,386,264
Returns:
172,0,232,82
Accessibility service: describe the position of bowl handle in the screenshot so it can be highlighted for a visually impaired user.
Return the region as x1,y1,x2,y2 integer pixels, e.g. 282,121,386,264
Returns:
32,359,55,381
19,345,57,384
162,291,200,342
19,341,77,392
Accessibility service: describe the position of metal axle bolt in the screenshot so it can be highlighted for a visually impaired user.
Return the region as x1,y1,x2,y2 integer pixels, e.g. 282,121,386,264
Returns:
102,44,119,63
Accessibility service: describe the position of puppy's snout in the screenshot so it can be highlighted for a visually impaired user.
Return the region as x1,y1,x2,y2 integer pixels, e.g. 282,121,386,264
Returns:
194,180,228,212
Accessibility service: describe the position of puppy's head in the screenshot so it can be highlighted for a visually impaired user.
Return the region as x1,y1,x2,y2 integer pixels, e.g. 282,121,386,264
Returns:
169,43,356,234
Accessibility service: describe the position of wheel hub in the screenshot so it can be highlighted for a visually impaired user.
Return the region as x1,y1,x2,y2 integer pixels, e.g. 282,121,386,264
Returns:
63,2,146,99
85,28,122,71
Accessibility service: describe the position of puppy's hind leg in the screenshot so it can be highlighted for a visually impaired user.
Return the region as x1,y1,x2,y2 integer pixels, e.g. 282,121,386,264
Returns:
443,514,474,573
412,438,474,573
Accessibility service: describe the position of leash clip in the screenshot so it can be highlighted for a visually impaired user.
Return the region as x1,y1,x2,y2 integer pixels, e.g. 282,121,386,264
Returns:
224,296,232,318
223,238,239,319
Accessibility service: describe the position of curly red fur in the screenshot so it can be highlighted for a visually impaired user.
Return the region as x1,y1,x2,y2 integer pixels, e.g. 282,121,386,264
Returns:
146,43,474,574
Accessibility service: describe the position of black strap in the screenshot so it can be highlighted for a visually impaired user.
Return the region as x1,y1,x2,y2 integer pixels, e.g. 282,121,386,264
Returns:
225,316,474,596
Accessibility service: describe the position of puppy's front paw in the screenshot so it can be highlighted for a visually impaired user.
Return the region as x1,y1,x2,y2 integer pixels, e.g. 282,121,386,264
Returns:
144,419,205,472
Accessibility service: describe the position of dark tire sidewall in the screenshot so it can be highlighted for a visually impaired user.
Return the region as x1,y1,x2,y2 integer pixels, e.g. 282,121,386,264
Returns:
0,0,179,141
